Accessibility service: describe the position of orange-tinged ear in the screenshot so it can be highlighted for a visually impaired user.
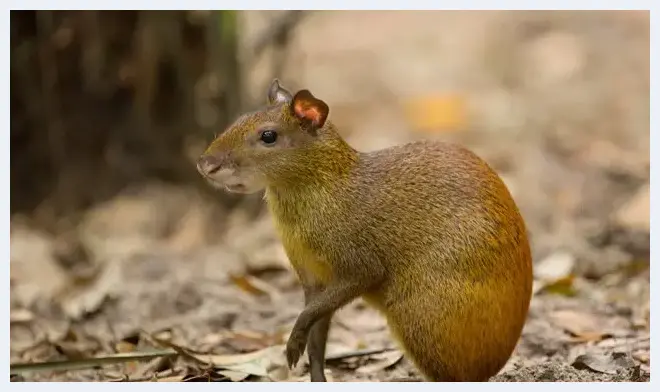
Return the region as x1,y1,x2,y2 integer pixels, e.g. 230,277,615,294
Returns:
291,89,329,132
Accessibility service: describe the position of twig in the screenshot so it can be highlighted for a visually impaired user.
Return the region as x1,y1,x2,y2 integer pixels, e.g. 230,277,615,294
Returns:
10,349,178,375
325,347,398,362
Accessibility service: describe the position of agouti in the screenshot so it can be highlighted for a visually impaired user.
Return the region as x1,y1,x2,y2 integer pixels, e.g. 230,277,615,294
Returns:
197,79,533,382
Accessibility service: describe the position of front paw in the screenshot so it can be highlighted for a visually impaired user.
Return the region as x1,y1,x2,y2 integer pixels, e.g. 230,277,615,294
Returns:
286,331,307,369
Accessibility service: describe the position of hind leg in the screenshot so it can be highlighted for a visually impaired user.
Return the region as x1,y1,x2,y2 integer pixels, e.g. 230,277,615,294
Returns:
387,299,516,382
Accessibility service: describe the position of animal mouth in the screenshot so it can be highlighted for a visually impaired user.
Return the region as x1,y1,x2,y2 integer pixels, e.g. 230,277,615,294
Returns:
224,183,248,193
196,162,251,194
200,175,246,193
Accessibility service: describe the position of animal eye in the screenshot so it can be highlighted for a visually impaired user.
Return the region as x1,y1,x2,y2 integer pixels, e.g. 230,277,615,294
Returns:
260,130,278,145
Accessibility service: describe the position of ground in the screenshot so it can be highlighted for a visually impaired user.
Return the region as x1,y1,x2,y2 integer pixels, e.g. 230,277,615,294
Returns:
9,11,649,382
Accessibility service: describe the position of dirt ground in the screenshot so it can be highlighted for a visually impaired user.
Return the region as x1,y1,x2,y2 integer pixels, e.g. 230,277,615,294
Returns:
10,11,649,382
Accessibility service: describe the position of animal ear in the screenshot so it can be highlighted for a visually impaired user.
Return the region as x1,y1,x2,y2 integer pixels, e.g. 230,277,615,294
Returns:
291,89,329,133
267,79,293,105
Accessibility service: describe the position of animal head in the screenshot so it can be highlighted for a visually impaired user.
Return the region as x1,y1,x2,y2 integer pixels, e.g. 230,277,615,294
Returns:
196,79,332,194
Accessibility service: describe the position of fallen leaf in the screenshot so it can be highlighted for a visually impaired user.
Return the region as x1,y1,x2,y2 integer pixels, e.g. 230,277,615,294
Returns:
18,339,58,364
567,331,612,343
217,369,251,382
152,329,173,343
53,341,90,361
10,226,69,305
190,345,287,378
543,275,577,296
632,351,649,364
613,184,649,233
533,252,577,296
182,370,228,382
131,355,176,380
572,352,636,375
229,274,277,299
58,259,121,320
356,350,404,374
223,331,283,352
115,341,137,354
51,327,103,361
156,375,186,382
535,251,575,281
197,332,229,352
550,310,609,342
10,309,34,324
325,342,358,359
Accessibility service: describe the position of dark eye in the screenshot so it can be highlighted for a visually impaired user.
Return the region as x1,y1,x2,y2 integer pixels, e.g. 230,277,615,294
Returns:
260,130,278,145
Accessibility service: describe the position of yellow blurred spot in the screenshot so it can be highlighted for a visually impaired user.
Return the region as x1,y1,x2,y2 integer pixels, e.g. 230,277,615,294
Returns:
115,341,136,353
404,94,467,133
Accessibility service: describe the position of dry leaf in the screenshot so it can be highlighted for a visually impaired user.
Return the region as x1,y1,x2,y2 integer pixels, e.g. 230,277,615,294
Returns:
632,351,649,364
53,341,90,361
223,331,283,352
152,329,173,343
10,309,34,324
229,274,276,299
541,275,577,296
356,350,403,374
567,331,612,343
115,341,137,354
58,260,121,320
613,184,649,232
132,356,175,380
217,369,251,382
190,345,287,379
572,352,636,375
10,226,69,305
53,327,102,360
549,310,609,342
533,252,577,296
156,375,186,382
535,251,575,281
18,339,57,364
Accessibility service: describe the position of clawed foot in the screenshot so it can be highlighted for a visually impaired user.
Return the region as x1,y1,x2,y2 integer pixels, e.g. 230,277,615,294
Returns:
286,331,308,369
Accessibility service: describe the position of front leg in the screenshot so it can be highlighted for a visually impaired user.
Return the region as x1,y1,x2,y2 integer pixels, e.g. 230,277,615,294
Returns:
286,280,373,369
308,314,332,381
304,285,332,382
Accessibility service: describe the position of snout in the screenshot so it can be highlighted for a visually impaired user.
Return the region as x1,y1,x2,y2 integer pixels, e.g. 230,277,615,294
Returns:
197,153,264,194
196,155,222,176
196,154,246,192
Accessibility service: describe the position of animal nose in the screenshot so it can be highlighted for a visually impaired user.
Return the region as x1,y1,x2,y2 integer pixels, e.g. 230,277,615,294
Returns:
197,155,222,175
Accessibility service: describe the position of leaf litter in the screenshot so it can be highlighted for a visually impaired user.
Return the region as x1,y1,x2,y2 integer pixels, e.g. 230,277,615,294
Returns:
9,15,652,380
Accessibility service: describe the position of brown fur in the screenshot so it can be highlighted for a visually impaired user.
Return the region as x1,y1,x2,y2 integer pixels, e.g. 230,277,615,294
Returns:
198,80,533,382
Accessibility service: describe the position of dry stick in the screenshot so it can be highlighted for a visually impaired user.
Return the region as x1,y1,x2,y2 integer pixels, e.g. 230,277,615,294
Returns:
10,350,178,375
11,334,397,377
325,347,398,362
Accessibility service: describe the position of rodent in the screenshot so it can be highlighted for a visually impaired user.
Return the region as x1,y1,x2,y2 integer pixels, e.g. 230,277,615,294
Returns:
197,79,533,382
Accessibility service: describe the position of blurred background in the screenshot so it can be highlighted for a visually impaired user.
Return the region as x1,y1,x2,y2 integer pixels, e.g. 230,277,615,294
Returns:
10,10,649,382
